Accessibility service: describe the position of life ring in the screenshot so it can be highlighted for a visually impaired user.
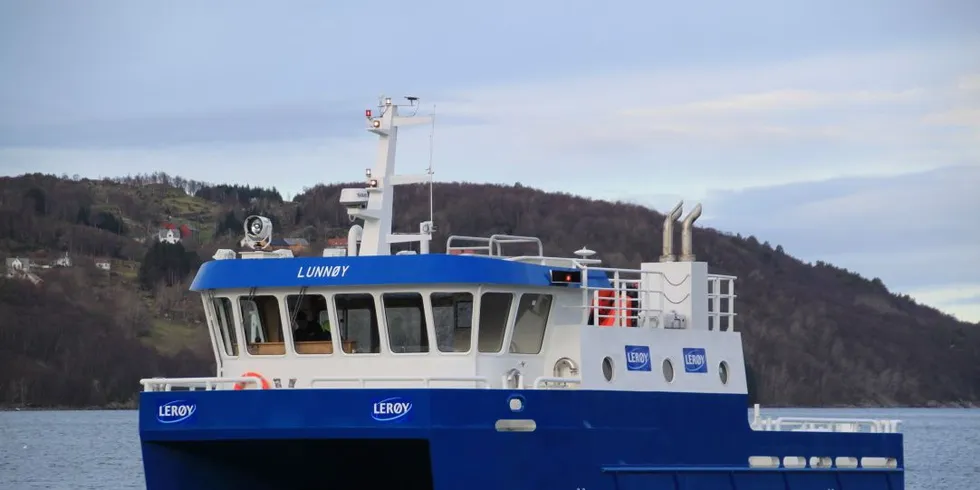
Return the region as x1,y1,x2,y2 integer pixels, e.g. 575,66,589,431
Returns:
591,290,637,327
621,293,638,327
591,290,617,326
234,371,270,390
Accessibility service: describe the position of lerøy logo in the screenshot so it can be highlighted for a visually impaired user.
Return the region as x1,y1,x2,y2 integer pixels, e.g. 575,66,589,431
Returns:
156,400,197,424
371,397,413,422
625,345,651,371
682,347,707,373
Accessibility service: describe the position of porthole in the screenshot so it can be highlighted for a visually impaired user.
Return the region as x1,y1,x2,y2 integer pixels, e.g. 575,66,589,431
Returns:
507,395,525,412
719,361,730,385
662,358,674,383
601,356,614,382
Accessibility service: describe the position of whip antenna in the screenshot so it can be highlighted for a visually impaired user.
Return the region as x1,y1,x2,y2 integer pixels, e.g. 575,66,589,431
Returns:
428,104,436,227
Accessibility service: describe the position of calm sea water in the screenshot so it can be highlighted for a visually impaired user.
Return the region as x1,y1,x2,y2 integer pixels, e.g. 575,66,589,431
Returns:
0,407,977,489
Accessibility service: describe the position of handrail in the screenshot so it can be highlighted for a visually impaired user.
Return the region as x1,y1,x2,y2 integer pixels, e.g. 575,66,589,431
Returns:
706,273,738,331
573,265,738,330
532,376,582,389
577,265,672,327
139,376,260,392
308,376,492,389
761,416,901,433
445,234,544,258
487,234,543,257
505,255,602,267
445,235,492,254
749,406,901,433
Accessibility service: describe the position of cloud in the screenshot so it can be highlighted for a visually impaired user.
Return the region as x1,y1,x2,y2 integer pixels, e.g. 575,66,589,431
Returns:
957,74,980,93
0,103,364,148
622,88,926,116
945,294,980,308
699,164,980,255
693,165,980,321
906,285,980,323
419,41,980,199
919,73,980,132
922,108,980,128
0,138,374,199
2,2,979,321
4,42,979,214
729,165,977,228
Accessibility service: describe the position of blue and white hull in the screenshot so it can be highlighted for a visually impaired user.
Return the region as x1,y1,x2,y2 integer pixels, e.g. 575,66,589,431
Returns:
140,389,903,489
136,95,906,489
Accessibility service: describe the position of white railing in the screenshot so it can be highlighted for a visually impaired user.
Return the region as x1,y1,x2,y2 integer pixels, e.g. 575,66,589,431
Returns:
707,273,737,332
443,234,739,332
532,376,582,389
445,234,544,258
140,377,262,392
139,375,590,391
308,376,492,389
578,266,677,328
444,238,738,331
505,255,601,267
750,405,901,434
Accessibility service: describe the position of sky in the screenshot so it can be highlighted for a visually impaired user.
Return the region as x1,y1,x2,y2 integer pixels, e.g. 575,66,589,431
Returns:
1,0,978,322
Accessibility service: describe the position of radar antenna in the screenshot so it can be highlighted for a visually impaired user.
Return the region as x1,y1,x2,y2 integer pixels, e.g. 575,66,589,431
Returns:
406,96,421,116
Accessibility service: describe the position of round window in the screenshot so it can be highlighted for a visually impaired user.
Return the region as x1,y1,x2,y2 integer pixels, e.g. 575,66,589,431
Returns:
662,358,674,383
719,361,730,385
601,356,614,382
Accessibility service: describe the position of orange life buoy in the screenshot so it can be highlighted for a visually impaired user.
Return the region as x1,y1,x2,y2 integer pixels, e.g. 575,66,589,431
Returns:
621,294,637,327
234,371,270,390
591,290,637,327
591,290,617,326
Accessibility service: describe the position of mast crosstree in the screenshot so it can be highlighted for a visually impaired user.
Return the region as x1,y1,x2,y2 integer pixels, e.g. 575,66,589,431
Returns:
339,95,435,256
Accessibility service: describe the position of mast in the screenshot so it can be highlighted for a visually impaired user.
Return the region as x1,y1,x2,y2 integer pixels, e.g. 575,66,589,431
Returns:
340,96,434,256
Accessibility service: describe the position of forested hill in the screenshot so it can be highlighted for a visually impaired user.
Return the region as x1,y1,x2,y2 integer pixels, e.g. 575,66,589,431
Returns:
1,172,978,408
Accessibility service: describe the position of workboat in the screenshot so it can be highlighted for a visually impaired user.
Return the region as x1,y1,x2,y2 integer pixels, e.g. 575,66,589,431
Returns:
138,95,905,490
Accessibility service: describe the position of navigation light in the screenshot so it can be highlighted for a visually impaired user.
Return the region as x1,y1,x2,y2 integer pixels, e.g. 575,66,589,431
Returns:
549,269,582,284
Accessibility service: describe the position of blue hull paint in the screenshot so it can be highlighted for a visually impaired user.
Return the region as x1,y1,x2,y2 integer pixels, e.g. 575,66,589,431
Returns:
139,389,904,489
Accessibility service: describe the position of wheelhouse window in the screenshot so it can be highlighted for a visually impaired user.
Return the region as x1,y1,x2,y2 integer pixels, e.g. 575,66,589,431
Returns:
286,293,333,354
239,295,286,355
478,292,513,353
211,297,239,356
383,293,429,353
334,293,380,354
431,292,473,353
511,293,552,354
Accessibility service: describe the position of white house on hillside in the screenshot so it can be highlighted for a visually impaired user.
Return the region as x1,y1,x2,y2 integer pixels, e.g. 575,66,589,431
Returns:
54,252,72,267
6,257,28,272
157,228,181,244
5,257,42,284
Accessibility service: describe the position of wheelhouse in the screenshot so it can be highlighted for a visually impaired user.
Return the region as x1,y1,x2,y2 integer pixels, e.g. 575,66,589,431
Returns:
182,232,744,395
205,284,562,371
197,252,598,389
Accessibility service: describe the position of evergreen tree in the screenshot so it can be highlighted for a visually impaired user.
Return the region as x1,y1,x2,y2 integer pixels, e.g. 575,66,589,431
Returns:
138,241,200,289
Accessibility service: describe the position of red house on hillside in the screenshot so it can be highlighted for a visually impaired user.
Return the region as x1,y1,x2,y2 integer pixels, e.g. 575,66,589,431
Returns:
161,222,195,239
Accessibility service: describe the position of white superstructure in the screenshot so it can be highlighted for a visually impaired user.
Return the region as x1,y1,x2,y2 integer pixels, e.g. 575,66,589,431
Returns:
140,95,899,436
